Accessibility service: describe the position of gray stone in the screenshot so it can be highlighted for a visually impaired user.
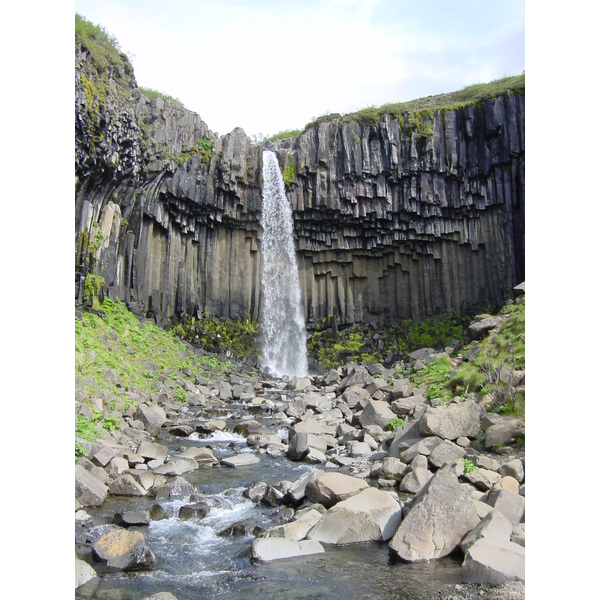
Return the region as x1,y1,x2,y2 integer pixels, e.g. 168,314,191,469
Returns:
399,436,442,463
398,467,432,494
463,468,502,491
461,538,525,584
419,400,482,440
108,474,148,496
308,487,402,544
75,465,109,507
460,509,514,553
468,317,501,340
251,538,325,562
484,417,525,449
134,404,167,436
428,440,467,469
498,459,525,483
305,472,369,508
389,471,480,562
221,454,261,468
115,509,151,527
380,457,409,481
136,441,168,463
75,558,97,588
487,489,525,527
263,508,323,541
359,399,397,429
179,446,218,466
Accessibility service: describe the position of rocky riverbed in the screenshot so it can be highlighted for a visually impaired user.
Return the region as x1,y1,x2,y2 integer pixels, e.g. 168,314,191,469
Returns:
75,308,525,599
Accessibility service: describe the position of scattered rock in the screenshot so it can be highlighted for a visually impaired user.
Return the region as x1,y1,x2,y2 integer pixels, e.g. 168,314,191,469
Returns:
92,528,155,571
251,538,325,562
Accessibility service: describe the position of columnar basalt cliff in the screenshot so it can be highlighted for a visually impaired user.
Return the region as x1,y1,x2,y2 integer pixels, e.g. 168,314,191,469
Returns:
75,39,524,328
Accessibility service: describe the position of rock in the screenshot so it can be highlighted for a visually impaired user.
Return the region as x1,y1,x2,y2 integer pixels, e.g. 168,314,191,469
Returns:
92,529,155,571
419,400,482,440
347,440,372,457
251,538,325,562
380,457,409,481
461,538,525,584
468,317,501,340
108,474,148,496
484,418,525,449
75,464,108,507
399,436,442,463
498,458,525,482
143,594,179,600
428,440,467,469
460,509,514,553
135,404,167,436
285,376,312,391
179,446,218,466
195,420,227,434
245,481,269,503
136,441,168,463
359,399,397,429
340,366,374,391
149,504,167,520
263,508,323,541
463,468,502,491
75,558,97,588
286,469,323,503
492,476,520,494
389,470,480,562
398,467,432,494
473,455,500,471
308,487,402,544
305,472,369,508
221,453,261,468
114,509,151,527
342,386,372,409
178,502,210,520
487,489,525,527
287,431,328,461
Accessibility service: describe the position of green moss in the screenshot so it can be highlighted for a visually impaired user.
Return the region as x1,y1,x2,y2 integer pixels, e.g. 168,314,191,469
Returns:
283,163,295,185
139,87,186,109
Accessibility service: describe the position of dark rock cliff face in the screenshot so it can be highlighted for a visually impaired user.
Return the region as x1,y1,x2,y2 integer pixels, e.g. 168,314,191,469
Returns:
75,46,524,328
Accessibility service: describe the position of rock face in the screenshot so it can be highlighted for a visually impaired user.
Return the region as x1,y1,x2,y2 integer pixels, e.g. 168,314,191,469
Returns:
75,35,524,326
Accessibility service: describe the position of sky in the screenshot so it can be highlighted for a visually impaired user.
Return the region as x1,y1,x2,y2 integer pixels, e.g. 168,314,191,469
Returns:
74,0,525,138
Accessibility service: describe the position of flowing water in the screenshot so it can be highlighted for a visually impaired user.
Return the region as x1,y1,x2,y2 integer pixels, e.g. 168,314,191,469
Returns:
76,402,466,600
259,150,308,380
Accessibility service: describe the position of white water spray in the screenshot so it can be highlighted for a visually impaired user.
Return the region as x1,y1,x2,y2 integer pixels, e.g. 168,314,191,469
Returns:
259,150,308,379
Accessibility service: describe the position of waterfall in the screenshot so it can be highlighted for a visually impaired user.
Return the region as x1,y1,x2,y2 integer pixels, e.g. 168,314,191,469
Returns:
259,150,308,379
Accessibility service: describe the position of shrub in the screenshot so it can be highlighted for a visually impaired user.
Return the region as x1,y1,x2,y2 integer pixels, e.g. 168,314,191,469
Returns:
387,417,405,431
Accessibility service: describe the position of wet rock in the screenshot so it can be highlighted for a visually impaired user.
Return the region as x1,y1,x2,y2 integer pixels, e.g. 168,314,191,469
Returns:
195,420,227,434
389,470,479,562
75,558,97,588
178,502,210,520
114,509,151,527
251,538,325,563
149,504,167,520
308,487,402,544
143,593,179,600
179,446,218,466
92,529,155,571
221,453,261,467
263,508,323,541
461,538,525,584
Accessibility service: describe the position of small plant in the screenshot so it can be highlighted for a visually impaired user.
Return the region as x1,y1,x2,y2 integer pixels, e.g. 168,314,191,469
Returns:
101,416,121,431
283,163,295,185
491,444,504,453
387,417,405,432
462,458,478,473
75,441,87,461
174,386,187,403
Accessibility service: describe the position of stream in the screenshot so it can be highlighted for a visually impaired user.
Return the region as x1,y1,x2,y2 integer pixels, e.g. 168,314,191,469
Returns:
76,396,467,600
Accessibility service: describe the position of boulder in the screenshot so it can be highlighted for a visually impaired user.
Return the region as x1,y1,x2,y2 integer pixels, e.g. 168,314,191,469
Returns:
263,508,323,541
114,509,151,527
339,366,374,391
195,420,227,434
108,474,148,496
75,465,108,507
287,432,328,461
461,538,525,584
379,457,409,481
398,467,432,494
178,502,210,520
342,386,372,409
484,417,525,449
498,459,525,483
428,440,467,469
75,558,96,588
460,509,514,553
134,404,167,436
462,468,502,491
251,538,325,562
359,399,397,429
179,446,218,466
221,454,261,468
285,376,312,391
286,469,323,503
92,529,155,571
308,487,402,544
305,472,369,508
419,401,481,440
389,471,479,562
487,489,525,527
136,441,168,463
143,594,179,600
468,317,501,340
399,436,442,463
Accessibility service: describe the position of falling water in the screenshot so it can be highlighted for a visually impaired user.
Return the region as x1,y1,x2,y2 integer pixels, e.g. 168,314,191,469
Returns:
259,150,308,379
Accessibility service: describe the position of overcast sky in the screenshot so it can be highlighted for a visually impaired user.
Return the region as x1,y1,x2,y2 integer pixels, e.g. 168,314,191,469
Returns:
74,0,524,138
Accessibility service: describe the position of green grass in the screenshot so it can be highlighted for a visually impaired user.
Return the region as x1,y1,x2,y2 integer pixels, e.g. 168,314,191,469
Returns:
139,87,186,109
75,13,128,74
266,129,303,142
410,299,525,417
